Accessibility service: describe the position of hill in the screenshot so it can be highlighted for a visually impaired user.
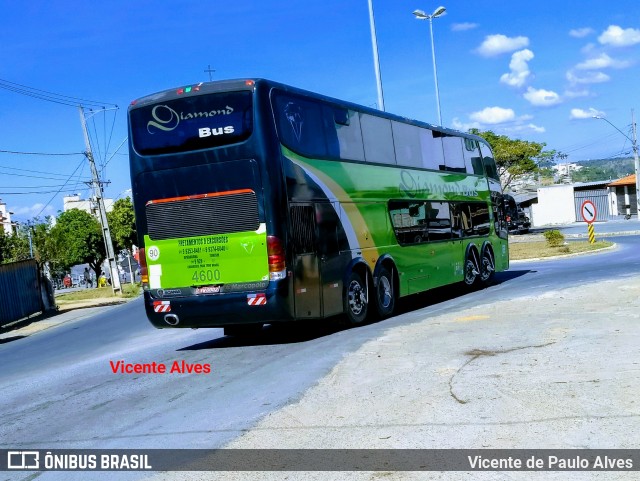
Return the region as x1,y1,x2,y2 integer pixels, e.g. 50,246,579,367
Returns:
571,157,635,183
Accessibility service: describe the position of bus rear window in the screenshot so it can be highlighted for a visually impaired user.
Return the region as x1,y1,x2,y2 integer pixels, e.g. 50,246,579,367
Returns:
130,91,253,155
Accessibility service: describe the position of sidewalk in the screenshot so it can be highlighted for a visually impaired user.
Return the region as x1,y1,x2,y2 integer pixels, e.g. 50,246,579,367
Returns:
0,296,133,342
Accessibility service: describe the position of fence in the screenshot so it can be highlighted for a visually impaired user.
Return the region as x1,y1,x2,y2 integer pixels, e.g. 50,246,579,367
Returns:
0,259,43,327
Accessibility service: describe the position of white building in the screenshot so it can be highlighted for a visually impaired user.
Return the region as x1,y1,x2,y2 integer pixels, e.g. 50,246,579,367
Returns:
63,194,114,216
0,199,14,235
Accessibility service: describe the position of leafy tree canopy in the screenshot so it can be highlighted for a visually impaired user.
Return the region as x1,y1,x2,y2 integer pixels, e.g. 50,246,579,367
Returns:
470,129,561,191
50,209,105,278
107,197,137,254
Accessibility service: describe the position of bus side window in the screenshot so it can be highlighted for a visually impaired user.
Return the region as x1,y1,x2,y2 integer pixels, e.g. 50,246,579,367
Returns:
392,121,423,168
324,106,365,162
426,202,452,240
441,136,466,173
464,139,485,176
275,94,328,159
360,113,396,165
469,203,491,236
420,129,444,170
389,200,427,245
478,142,500,182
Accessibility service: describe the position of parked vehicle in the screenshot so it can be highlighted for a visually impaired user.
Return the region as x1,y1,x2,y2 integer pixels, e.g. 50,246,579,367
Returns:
504,194,531,234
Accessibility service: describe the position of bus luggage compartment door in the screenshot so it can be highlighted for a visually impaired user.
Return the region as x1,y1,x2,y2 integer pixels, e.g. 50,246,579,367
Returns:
290,204,321,318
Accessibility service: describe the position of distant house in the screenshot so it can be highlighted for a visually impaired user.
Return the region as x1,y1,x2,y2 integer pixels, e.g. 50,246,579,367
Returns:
63,194,114,216
530,181,611,226
607,174,637,217
0,199,14,235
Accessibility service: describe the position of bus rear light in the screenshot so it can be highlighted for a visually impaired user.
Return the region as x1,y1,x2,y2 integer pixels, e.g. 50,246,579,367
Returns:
267,236,286,280
139,247,149,288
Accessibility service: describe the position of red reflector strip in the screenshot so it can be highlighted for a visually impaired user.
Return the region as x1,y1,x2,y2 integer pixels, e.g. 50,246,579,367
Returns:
247,293,266,306
153,300,171,313
146,189,255,206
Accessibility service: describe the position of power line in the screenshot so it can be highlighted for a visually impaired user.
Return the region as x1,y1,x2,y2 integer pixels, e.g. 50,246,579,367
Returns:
33,158,86,218
0,149,82,156
0,78,116,108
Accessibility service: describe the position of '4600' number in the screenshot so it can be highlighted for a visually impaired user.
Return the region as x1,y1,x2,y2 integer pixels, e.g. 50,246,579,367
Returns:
192,269,221,283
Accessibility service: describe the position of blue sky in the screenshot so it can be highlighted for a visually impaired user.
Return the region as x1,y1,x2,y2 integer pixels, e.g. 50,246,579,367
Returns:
1,0,639,222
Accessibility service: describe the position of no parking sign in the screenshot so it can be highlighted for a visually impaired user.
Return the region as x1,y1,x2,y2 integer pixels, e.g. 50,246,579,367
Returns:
580,200,597,243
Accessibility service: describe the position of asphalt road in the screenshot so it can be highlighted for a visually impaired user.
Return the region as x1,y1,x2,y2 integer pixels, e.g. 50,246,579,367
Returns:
1,235,639,480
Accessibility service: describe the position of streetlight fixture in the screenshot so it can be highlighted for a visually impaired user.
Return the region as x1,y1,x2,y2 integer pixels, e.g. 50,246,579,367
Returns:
593,111,640,221
367,0,385,111
413,6,446,125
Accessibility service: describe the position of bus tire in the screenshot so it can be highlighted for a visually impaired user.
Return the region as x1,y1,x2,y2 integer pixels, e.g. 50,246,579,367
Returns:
464,255,479,287
224,323,263,337
375,266,395,319
344,270,368,325
479,247,495,285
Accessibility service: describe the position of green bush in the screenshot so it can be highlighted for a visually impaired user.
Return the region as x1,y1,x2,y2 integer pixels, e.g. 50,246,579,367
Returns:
543,229,565,247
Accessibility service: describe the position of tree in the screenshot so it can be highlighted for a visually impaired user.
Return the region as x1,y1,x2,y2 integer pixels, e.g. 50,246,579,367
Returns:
107,197,137,254
470,129,559,191
50,209,106,283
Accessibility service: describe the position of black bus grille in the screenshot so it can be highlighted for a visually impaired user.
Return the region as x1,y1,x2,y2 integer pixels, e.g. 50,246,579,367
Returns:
146,191,260,240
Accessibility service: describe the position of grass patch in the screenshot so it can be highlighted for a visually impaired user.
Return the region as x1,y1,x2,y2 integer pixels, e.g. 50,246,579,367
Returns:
56,283,141,301
509,240,613,260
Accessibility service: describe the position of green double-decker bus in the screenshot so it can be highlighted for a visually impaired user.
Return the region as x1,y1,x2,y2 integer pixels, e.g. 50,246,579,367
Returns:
128,78,509,335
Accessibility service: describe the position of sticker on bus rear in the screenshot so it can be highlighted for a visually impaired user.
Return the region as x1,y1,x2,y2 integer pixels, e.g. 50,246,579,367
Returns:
144,226,268,289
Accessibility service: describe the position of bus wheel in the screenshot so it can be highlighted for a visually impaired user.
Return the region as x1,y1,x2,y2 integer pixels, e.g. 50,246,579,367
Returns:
464,257,479,286
479,248,495,285
344,271,368,325
375,266,395,319
224,323,263,337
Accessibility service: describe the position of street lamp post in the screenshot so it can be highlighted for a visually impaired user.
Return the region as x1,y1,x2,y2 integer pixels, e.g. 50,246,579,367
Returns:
413,6,446,126
593,111,640,221
367,0,385,111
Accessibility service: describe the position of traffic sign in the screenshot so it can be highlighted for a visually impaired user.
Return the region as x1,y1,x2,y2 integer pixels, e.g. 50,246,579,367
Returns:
581,200,597,224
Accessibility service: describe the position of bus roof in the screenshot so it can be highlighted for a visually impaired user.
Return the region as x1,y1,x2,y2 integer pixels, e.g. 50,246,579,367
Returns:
129,78,490,148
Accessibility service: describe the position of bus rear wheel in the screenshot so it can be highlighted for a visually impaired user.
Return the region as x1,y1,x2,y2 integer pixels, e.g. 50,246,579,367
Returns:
464,257,479,286
479,248,495,285
344,271,368,325
375,266,395,319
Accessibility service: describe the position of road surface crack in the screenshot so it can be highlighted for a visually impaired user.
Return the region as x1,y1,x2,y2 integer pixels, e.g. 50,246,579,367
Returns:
449,342,555,404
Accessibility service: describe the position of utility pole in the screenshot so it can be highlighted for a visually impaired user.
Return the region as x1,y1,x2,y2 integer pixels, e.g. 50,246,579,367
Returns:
632,109,640,221
204,64,215,81
78,106,121,293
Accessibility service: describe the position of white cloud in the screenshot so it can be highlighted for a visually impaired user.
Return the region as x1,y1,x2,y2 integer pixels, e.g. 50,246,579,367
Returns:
451,118,482,132
598,25,640,47
502,123,546,134
564,88,591,99
11,203,56,220
469,107,516,124
570,107,605,120
523,87,561,106
569,28,594,38
566,70,610,84
500,49,534,87
451,22,478,32
453,116,545,135
476,34,529,57
576,53,631,70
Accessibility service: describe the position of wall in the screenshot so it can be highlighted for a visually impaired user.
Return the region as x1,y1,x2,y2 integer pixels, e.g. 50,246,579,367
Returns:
531,184,576,226
0,259,43,326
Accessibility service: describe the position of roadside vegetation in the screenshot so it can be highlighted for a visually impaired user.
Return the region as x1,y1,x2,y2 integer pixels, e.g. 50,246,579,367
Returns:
56,283,141,302
510,239,613,260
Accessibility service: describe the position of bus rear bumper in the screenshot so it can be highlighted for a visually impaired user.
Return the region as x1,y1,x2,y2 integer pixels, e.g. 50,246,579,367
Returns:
143,287,291,328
